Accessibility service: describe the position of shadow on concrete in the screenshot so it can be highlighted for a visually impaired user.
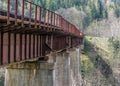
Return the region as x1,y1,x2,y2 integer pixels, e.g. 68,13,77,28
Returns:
83,39,120,86
0,76,4,86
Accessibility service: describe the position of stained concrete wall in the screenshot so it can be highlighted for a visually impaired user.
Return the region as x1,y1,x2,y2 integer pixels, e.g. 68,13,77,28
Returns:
5,63,54,86
53,47,82,86
5,47,82,86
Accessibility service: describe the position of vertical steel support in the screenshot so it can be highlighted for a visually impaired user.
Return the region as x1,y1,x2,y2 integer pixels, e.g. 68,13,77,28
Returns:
41,36,43,56
36,35,38,57
14,33,16,62
29,34,31,59
0,32,3,65
8,32,11,63
0,32,2,65
20,34,22,60
35,35,37,57
24,34,27,60
51,12,53,28
39,35,41,56
33,34,35,57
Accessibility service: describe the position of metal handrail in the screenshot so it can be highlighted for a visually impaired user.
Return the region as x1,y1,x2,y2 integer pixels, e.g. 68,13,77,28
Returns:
1,0,84,37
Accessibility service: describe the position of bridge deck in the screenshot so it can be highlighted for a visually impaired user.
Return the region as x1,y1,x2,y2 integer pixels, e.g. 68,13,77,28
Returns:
0,0,84,66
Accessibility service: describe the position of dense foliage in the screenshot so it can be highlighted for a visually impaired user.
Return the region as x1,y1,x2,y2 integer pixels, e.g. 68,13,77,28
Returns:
30,0,120,30
1,0,120,31
31,0,108,19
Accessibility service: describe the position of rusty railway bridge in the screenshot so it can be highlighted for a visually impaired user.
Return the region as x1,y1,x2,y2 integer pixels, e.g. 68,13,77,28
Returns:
0,0,84,66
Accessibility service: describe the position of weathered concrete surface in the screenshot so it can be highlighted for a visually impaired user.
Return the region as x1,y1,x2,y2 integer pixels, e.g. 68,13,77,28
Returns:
53,47,82,86
5,62,54,86
5,47,82,86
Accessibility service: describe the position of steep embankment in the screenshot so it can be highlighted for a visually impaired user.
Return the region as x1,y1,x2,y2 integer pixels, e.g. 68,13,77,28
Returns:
81,36,120,86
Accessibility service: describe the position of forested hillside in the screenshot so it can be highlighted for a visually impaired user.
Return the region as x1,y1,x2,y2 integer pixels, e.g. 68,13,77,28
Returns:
31,0,120,85
30,0,120,37
1,0,120,35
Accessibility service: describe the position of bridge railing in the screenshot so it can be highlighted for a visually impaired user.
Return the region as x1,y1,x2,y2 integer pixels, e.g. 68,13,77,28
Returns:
0,0,84,37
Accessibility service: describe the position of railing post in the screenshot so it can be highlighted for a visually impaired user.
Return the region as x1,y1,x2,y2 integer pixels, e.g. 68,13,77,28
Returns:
7,0,10,25
39,6,41,28
58,15,60,28
22,0,24,27
63,18,65,31
35,5,37,28
44,8,46,25
65,20,67,32
48,10,50,27
61,17,63,30
65,20,66,32
15,0,18,25
68,22,69,32
54,13,55,27
57,15,59,27
51,12,53,28
49,11,51,28
60,16,62,30
29,3,32,27
56,14,58,27
67,22,69,32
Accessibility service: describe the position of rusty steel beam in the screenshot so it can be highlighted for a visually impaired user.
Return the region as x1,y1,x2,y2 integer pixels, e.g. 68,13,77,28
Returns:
24,34,27,60
33,34,35,58
0,0,84,66
0,31,84,66
0,33,65,66
19,34,22,60
39,7,42,28
29,34,31,59
29,3,32,27
8,32,11,63
0,0,84,37
37,35,39,57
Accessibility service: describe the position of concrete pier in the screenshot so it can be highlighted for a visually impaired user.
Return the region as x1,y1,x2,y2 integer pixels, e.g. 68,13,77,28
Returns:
5,47,83,86
54,48,82,86
5,62,54,86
